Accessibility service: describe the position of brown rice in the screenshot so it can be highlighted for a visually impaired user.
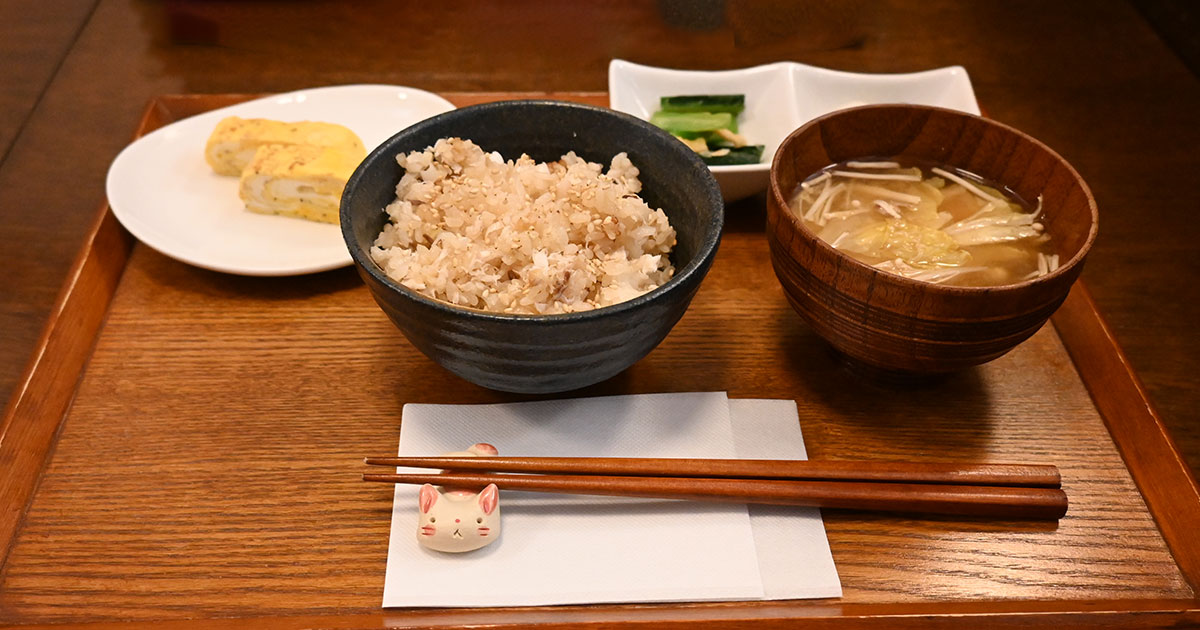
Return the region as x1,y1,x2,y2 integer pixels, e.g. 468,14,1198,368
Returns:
370,138,676,315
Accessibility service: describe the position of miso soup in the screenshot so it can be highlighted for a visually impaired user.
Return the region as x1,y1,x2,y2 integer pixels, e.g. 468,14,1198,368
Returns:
789,160,1057,287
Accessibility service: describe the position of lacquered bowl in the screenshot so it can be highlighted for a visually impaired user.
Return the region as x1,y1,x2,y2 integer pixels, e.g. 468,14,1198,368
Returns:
342,100,723,394
766,104,1098,375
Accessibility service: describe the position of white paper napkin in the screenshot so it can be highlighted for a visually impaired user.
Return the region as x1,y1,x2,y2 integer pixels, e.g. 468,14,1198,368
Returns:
383,392,763,607
730,399,842,600
381,392,841,607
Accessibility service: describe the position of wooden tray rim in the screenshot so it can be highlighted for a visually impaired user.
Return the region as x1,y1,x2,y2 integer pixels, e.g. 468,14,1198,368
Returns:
0,92,1197,629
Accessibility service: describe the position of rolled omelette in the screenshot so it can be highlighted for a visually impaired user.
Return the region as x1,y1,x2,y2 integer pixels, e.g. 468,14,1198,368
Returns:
238,143,361,224
205,117,365,176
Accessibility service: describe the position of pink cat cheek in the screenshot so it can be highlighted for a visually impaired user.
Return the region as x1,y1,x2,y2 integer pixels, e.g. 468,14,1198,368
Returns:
477,527,491,537
420,526,436,536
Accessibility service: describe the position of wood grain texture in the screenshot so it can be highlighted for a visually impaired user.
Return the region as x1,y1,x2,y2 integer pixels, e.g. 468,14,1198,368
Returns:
0,236,1192,623
363,457,1064,487
765,105,1096,374
363,472,1070,520
0,82,1193,621
1053,284,1200,591
1,600,1200,630
0,207,133,570
3,599,1200,630
0,0,1197,486
1,0,1199,627
0,0,95,159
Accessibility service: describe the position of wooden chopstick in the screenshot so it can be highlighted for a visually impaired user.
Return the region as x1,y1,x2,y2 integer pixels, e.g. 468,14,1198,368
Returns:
361,471,1069,520
361,456,1061,488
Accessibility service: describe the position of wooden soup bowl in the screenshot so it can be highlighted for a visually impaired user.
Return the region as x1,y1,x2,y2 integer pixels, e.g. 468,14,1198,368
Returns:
766,105,1098,375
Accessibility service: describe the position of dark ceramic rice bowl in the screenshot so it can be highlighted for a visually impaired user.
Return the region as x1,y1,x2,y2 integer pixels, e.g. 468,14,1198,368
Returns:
341,100,723,394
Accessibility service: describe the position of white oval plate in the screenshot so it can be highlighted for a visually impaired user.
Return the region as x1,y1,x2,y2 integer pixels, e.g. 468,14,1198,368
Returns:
106,84,456,276
609,60,980,202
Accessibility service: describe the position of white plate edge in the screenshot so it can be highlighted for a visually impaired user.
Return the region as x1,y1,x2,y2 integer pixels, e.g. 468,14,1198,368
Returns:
105,84,457,276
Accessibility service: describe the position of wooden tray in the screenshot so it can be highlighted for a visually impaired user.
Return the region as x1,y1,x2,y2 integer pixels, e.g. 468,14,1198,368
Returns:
1,93,1198,629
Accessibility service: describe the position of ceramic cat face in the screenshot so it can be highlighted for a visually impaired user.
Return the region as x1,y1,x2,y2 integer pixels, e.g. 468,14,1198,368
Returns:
417,483,500,553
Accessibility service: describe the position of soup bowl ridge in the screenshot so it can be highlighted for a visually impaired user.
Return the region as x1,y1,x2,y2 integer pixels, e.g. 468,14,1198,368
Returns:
342,100,724,394
766,104,1098,375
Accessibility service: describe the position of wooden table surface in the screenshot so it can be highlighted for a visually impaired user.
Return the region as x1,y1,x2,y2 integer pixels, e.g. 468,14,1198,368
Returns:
1,0,1198,626
8,0,1194,472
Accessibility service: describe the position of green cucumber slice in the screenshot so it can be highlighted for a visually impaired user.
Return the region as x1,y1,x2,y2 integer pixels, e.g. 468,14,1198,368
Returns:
659,95,746,115
701,145,765,166
649,111,733,135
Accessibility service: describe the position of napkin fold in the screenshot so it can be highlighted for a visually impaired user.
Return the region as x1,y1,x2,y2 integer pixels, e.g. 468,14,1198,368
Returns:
731,399,842,600
382,392,840,607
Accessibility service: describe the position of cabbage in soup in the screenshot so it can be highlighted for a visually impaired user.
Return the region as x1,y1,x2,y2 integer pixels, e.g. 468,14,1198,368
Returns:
789,160,1058,287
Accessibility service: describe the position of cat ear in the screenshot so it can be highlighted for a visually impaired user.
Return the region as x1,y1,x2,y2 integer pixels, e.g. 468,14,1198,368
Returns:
478,483,499,514
419,484,439,514
469,443,498,456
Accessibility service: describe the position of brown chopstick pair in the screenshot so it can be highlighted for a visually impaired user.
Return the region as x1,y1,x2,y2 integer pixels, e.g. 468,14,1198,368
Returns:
362,456,1067,520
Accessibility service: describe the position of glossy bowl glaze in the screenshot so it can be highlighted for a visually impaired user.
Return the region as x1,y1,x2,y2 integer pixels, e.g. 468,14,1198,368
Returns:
767,104,1098,376
342,100,723,393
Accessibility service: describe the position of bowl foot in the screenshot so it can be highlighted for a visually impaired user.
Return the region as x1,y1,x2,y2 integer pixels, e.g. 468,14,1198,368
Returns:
826,345,951,388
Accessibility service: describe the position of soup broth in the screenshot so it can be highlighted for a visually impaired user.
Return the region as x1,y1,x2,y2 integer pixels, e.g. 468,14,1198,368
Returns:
789,160,1057,287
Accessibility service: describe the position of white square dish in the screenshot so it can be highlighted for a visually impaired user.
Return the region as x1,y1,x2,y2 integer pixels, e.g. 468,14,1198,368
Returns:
789,63,980,122
609,60,799,203
608,59,981,203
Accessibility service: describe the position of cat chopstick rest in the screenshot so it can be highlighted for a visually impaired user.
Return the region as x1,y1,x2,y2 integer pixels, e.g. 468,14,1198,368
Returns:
417,443,501,553
417,483,500,553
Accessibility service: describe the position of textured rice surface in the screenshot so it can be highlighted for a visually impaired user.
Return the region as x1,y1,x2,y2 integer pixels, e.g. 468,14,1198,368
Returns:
371,138,677,315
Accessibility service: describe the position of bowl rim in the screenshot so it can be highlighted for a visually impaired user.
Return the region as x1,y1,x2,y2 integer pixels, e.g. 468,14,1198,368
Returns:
768,103,1099,295
342,99,725,323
